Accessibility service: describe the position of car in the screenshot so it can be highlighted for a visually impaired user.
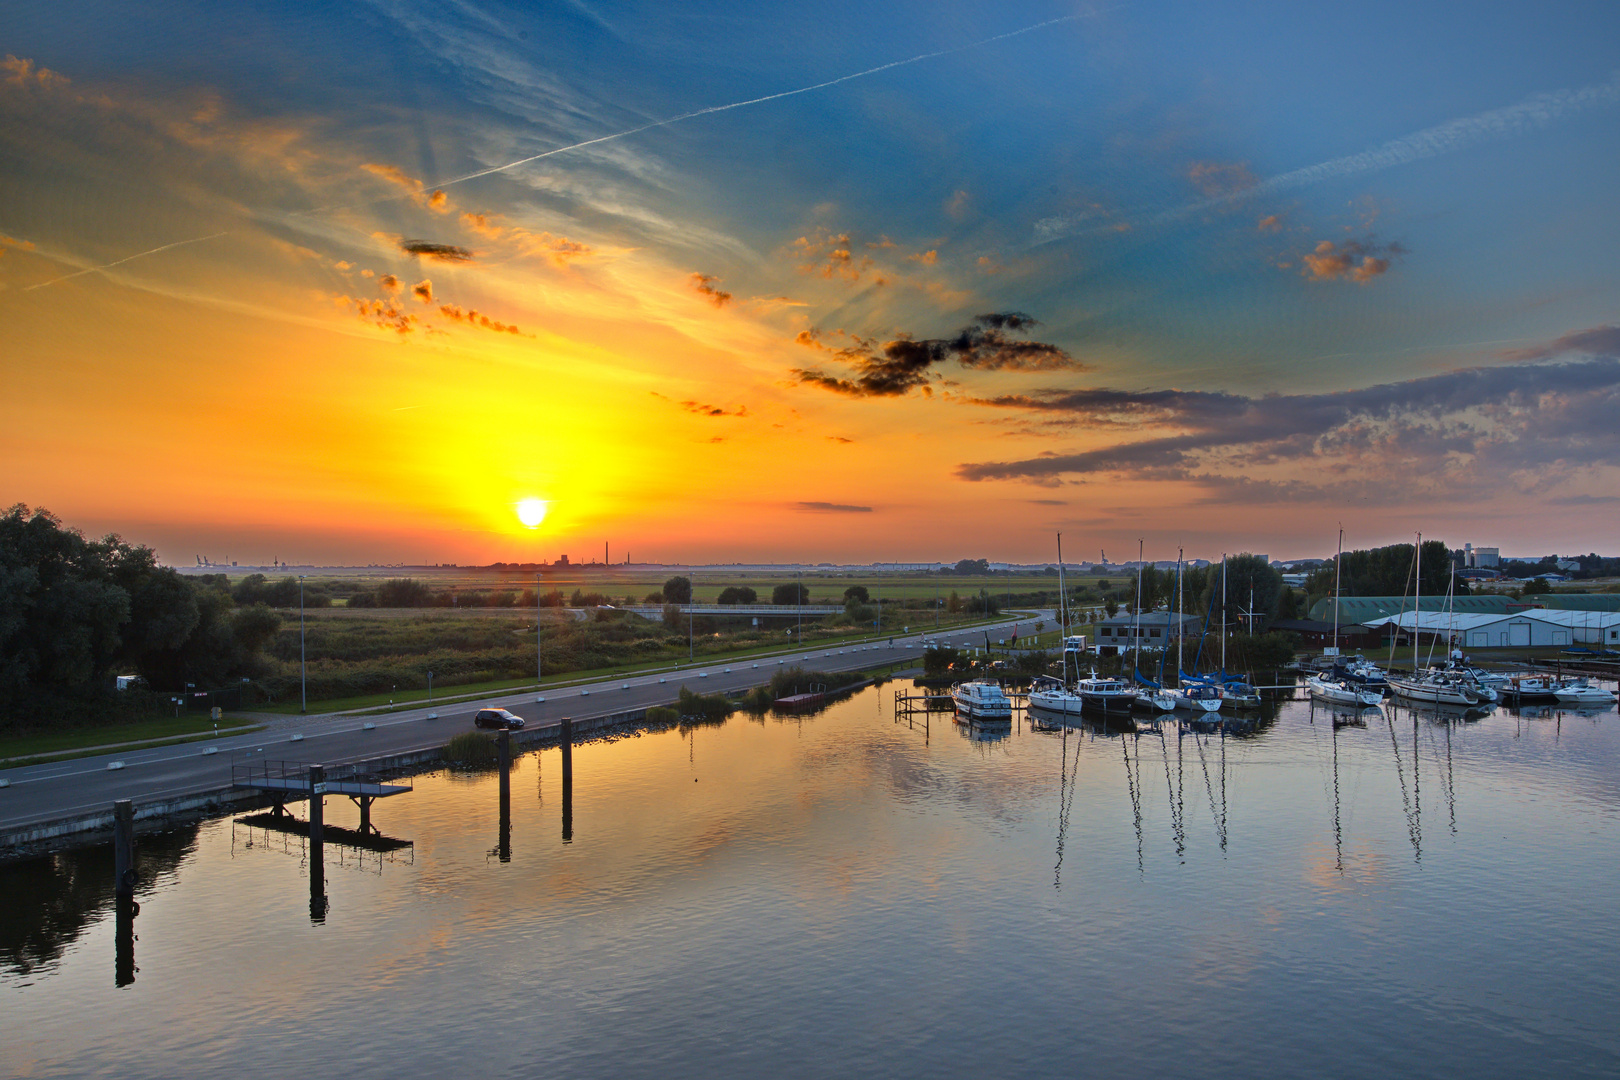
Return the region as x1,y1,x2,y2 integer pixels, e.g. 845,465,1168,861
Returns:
473,708,524,730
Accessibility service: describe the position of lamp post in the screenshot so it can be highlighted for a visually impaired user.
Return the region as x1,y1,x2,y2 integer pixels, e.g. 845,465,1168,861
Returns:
428,669,434,706
797,567,803,645
536,573,543,689
298,575,306,714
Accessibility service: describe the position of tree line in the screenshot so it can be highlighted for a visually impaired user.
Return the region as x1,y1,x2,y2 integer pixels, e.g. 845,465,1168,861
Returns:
0,505,282,723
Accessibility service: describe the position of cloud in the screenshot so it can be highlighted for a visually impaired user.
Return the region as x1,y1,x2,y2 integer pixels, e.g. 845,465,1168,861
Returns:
1186,161,1257,197
827,435,853,443
2,55,70,90
361,162,451,213
799,501,873,513
412,279,433,304
1029,499,1066,505
339,295,418,335
1299,237,1404,283
953,346,1620,504
944,190,971,220
1504,325,1620,361
1257,214,1283,233
437,304,524,335
459,212,590,267
379,274,401,293
793,232,879,282
664,396,747,418
400,239,474,263
793,313,1080,397
908,249,938,265
690,272,732,307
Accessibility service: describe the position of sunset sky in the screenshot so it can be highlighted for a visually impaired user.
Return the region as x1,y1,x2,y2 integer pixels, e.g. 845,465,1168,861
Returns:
4,2,1618,565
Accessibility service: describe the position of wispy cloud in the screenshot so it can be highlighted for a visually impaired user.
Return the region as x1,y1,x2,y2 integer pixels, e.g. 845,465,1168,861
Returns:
799,501,874,513
400,239,474,263
690,272,732,307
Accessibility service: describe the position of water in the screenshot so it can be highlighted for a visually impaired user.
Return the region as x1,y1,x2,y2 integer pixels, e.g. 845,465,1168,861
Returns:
4,687,1619,1078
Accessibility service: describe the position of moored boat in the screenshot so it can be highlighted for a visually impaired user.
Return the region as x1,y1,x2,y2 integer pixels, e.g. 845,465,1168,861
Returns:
951,679,1013,720
1552,678,1614,706
1307,674,1385,708
1027,675,1085,717
1389,671,1483,707
1076,673,1137,712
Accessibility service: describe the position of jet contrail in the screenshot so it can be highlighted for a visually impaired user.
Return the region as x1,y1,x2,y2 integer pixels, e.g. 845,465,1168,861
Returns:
26,13,1101,290
432,11,1100,190
1036,69,1620,243
24,232,230,291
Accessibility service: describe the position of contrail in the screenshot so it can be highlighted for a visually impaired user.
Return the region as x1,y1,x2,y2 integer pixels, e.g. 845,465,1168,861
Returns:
26,13,1100,289
24,232,230,291
1036,69,1620,243
432,11,1100,189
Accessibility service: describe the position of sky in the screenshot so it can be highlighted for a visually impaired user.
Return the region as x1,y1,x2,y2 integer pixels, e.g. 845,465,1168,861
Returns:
3,1,1619,565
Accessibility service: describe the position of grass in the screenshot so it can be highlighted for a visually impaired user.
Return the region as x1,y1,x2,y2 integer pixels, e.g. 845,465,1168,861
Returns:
0,719,266,766
247,611,1015,716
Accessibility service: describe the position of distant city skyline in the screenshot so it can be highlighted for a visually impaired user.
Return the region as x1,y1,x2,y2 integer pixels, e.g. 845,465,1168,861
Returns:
6,3,1618,562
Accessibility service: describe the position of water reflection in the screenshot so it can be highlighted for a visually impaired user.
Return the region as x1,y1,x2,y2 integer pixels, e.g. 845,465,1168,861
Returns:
0,826,196,983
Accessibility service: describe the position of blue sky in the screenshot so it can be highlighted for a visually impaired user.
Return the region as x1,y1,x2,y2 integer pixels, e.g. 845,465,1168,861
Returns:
3,1,1618,562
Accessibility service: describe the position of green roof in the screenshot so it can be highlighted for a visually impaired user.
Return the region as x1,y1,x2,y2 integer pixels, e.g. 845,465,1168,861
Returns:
1306,593,1620,621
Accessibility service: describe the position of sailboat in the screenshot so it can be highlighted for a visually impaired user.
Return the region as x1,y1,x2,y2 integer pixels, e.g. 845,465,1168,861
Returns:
1029,532,1087,718
1309,527,1382,708
1130,540,1176,712
1389,535,1485,707
1172,553,1224,712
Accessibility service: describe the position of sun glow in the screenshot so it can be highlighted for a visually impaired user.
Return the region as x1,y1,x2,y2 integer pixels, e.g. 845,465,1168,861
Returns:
516,498,549,528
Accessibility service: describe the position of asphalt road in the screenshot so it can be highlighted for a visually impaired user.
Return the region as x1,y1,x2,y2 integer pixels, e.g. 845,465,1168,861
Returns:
0,613,1051,834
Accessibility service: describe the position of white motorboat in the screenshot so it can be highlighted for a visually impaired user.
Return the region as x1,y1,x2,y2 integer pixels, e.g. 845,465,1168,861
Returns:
1552,678,1614,706
1308,674,1384,708
1503,675,1560,703
951,680,1013,720
1028,676,1085,717
1133,686,1177,712
1389,672,1484,707
1076,674,1137,712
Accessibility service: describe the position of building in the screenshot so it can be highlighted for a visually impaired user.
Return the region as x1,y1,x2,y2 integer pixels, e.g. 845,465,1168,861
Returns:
1094,611,1202,655
1464,544,1500,568
1267,619,1387,650
1306,594,1620,623
1363,609,1620,649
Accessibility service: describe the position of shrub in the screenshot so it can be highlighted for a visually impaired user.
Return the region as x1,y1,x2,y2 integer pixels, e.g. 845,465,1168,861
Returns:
678,685,733,721
772,582,809,605
645,705,679,725
444,731,498,766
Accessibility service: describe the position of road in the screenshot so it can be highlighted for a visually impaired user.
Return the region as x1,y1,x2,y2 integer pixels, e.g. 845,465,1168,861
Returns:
0,613,1051,838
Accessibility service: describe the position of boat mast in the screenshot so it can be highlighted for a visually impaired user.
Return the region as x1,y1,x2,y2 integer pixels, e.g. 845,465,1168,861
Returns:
1221,554,1228,676
1134,539,1144,682
1413,532,1422,673
1177,547,1184,682
1056,531,1068,686
1333,526,1342,655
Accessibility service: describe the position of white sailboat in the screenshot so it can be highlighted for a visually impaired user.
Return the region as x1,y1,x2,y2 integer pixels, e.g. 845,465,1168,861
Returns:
1029,532,1086,717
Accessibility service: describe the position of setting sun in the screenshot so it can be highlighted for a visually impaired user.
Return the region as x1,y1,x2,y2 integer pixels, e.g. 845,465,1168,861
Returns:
516,498,549,529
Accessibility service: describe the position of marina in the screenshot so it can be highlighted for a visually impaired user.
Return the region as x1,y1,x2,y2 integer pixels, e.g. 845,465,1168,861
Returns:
4,680,1618,1078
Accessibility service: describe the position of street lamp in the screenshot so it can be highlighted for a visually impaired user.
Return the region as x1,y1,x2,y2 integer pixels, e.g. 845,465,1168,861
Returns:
428,669,434,706
536,572,543,689
298,575,307,714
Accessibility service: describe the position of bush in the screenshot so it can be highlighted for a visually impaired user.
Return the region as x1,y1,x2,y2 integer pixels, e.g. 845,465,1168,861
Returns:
678,686,733,721
924,646,964,676
444,731,499,766
718,586,757,605
645,705,679,725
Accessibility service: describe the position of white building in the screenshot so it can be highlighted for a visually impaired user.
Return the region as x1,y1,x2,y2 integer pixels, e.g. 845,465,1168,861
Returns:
1364,609,1620,649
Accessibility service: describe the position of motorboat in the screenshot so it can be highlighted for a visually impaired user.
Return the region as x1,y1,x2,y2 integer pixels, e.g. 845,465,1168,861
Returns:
1027,676,1085,717
1134,685,1177,712
1218,677,1263,710
1307,674,1385,708
1331,656,1389,693
1501,675,1560,703
951,680,1013,720
1552,678,1614,706
1389,671,1484,707
1075,673,1137,712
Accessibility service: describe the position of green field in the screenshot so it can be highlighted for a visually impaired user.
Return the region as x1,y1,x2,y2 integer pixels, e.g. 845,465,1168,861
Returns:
0,715,265,765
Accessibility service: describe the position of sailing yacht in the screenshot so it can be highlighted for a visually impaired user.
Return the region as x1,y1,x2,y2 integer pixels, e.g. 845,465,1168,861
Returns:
1029,532,1087,717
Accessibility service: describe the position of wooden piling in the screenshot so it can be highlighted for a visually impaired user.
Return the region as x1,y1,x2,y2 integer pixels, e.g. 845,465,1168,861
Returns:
308,764,326,922
560,716,574,844
497,728,512,862
113,799,135,897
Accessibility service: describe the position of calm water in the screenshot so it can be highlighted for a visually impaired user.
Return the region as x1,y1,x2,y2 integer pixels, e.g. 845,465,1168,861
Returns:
4,685,1620,1078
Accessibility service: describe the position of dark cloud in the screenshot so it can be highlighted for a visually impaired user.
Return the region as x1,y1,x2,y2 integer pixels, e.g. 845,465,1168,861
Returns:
799,501,873,513
827,435,853,443
411,279,433,304
437,304,522,335
1300,237,1404,283
793,313,1079,398
1504,325,1620,361
955,350,1620,504
400,239,474,263
690,272,732,307
679,399,746,418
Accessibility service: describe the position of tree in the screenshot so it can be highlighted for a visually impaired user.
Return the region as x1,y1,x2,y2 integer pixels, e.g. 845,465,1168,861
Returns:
662,576,693,604
843,585,870,604
771,582,809,605
953,558,989,575
923,646,964,675
1202,554,1282,632
718,586,757,605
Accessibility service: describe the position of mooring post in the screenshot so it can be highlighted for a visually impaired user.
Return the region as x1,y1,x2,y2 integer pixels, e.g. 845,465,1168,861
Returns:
497,728,512,863
308,764,326,922
357,795,372,835
560,716,574,844
115,891,138,988
113,799,136,898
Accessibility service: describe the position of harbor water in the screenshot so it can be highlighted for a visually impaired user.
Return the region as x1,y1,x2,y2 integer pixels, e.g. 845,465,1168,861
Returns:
3,684,1619,1078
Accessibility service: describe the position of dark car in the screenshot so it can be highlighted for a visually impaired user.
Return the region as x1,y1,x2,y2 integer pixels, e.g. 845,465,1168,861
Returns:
474,708,524,730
